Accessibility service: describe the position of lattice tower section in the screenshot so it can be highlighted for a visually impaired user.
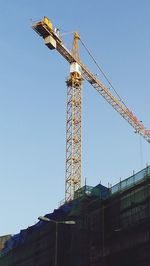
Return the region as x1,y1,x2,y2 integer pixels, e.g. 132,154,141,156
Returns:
65,72,82,202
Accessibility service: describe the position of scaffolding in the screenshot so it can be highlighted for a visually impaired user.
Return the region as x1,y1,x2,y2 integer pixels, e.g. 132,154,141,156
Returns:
88,166,150,266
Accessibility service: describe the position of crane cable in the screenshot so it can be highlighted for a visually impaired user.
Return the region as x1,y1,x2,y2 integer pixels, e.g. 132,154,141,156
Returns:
79,37,129,109
80,37,146,167
139,135,144,168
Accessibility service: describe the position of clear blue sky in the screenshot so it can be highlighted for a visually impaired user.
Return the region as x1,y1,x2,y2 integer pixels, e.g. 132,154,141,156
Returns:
0,0,150,235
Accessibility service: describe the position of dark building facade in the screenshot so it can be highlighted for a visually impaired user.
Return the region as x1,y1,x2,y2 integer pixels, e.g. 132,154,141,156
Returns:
1,166,150,266
88,166,150,266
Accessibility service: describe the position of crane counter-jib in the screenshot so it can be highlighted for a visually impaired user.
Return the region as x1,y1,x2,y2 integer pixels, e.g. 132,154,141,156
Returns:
32,18,150,143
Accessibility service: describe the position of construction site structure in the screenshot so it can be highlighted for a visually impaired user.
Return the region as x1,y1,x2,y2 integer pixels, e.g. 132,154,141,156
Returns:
32,16,150,202
1,166,150,266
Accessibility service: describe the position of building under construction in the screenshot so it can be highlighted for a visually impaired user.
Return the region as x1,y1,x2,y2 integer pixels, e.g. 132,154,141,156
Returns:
1,165,150,266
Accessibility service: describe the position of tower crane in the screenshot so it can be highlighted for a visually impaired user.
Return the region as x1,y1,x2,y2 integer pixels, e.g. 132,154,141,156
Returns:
32,17,150,202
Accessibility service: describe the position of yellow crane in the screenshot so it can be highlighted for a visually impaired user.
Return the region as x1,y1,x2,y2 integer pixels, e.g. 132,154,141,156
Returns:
32,16,150,202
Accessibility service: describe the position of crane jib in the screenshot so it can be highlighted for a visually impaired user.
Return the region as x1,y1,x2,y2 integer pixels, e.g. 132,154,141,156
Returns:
32,18,150,143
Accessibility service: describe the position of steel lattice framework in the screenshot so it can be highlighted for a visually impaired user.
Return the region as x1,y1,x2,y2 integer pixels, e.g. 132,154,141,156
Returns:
65,73,82,201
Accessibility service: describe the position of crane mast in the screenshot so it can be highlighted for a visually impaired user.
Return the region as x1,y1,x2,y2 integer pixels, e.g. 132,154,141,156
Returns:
32,17,150,202
65,33,82,201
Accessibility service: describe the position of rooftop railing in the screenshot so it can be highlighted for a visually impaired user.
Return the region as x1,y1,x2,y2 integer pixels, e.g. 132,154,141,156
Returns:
111,166,150,195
